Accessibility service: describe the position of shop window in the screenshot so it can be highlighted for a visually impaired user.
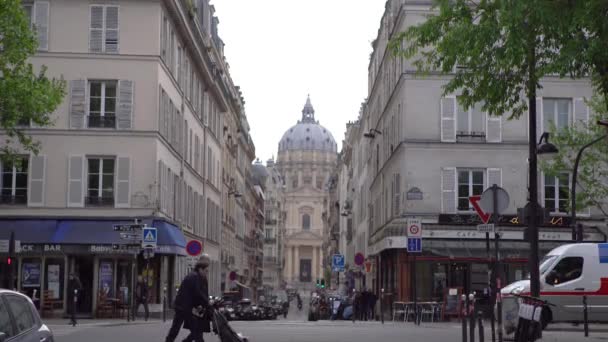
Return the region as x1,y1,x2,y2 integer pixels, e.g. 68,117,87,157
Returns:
1,156,28,205
86,157,115,206
457,169,484,211
546,257,583,285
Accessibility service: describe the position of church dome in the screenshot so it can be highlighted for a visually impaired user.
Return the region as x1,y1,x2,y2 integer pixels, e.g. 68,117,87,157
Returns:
278,96,337,153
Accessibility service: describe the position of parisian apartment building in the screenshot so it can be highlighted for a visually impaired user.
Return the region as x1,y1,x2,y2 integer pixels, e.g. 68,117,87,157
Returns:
333,0,607,311
0,0,263,317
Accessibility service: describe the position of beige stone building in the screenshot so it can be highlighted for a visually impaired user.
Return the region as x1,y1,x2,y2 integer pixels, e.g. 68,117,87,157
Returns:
0,0,257,316
277,97,338,290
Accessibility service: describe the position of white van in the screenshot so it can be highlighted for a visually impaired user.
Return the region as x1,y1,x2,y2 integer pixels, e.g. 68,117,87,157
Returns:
501,243,608,332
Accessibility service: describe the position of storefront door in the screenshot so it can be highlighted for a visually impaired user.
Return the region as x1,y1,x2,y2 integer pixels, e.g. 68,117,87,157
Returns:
72,256,94,314
449,263,470,295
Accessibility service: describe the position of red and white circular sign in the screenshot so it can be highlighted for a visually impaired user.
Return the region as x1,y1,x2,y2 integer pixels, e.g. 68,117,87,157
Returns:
409,225,420,236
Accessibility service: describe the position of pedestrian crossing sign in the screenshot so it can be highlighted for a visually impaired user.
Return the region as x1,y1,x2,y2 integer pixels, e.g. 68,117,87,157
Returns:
141,227,157,249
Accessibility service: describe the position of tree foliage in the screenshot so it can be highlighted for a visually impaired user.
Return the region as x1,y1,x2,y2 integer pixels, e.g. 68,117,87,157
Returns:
0,0,65,164
541,97,608,215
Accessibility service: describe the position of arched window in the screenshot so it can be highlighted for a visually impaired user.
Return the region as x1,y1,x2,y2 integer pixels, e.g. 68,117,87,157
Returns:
302,214,311,230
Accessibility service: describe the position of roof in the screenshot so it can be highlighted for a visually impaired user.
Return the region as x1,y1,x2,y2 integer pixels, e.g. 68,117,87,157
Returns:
278,96,337,153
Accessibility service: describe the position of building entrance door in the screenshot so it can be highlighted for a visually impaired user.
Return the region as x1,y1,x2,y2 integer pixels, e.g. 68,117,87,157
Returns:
71,256,94,314
449,263,470,295
300,259,311,283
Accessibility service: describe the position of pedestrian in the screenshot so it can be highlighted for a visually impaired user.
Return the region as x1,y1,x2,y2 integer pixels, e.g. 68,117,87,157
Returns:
369,291,378,320
133,275,150,321
362,289,370,321
67,273,82,326
165,254,211,342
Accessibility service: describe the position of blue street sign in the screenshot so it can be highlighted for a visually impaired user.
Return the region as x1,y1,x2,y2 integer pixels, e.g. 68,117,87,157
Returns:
407,237,422,253
332,254,345,272
142,227,157,249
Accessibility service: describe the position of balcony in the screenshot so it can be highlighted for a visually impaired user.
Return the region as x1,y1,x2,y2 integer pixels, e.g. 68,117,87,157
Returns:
85,196,114,207
264,256,277,264
264,237,276,244
0,194,27,205
88,115,116,128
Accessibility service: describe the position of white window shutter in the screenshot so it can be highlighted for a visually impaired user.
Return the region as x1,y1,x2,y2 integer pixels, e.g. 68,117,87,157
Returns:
89,6,104,52
115,156,131,208
573,97,589,130
34,1,49,51
441,97,456,142
394,173,401,216
28,154,46,207
117,80,133,129
105,6,119,53
157,160,163,211
486,114,502,143
536,97,543,140
69,80,87,129
441,167,457,213
67,155,84,207
486,168,502,188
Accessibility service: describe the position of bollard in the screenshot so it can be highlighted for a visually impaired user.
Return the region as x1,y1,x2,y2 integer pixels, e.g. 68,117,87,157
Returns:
469,294,476,342
462,295,468,342
163,286,167,322
583,295,589,337
72,289,78,327
380,288,385,324
478,311,485,342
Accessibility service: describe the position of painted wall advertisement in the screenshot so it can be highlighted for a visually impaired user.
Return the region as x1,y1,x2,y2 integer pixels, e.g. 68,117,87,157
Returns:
47,265,61,299
22,263,41,288
99,261,114,297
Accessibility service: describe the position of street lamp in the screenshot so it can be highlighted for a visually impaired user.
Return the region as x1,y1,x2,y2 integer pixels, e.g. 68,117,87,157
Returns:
570,126,608,242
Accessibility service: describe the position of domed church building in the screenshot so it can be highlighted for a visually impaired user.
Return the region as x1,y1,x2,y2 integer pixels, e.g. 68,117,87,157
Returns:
277,96,338,289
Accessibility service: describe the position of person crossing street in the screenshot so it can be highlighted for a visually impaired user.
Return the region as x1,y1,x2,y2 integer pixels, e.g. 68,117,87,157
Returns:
133,275,149,321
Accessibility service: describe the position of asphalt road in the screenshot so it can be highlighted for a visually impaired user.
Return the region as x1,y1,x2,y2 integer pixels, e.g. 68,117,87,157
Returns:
49,317,608,342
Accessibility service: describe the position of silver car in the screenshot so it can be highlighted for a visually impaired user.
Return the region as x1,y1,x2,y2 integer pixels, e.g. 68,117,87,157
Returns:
0,289,54,342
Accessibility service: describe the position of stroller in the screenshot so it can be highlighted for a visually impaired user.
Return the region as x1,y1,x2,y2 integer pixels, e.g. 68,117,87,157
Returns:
194,299,250,342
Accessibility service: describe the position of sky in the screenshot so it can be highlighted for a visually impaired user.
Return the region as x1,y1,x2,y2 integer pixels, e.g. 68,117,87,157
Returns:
212,0,387,162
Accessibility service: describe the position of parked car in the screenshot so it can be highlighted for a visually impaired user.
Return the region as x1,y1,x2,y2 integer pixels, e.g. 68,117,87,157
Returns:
0,289,54,342
235,299,257,321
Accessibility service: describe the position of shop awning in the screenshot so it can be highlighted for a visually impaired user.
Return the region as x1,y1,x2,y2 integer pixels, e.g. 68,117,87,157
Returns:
422,240,563,260
0,220,58,243
54,219,186,254
0,218,187,255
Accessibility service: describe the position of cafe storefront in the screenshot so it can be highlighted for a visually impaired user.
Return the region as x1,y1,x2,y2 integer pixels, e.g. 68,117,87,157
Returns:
0,217,187,317
369,214,607,315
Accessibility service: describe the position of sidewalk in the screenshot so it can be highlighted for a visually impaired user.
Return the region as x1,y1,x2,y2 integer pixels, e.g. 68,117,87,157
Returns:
44,317,161,328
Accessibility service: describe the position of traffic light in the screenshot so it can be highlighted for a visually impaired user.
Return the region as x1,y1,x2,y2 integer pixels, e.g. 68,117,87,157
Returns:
316,279,320,288
6,257,12,266
320,279,325,289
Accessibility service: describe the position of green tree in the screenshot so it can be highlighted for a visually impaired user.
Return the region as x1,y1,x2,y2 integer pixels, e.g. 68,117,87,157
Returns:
0,0,65,164
541,97,608,215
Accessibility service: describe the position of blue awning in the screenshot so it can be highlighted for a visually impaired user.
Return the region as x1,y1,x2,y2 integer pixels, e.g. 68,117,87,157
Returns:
0,220,58,243
0,218,187,255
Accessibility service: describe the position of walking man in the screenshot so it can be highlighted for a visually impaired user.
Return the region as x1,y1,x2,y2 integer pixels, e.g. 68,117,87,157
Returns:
133,275,149,321
165,254,211,342
67,273,82,326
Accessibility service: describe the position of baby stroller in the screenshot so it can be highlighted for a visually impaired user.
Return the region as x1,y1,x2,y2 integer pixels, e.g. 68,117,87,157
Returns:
195,299,249,342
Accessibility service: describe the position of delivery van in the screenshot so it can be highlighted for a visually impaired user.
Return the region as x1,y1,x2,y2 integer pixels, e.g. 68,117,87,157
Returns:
502,243,608,329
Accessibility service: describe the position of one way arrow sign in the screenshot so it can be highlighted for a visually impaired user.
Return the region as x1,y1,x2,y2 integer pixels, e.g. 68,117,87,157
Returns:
469,195,490,224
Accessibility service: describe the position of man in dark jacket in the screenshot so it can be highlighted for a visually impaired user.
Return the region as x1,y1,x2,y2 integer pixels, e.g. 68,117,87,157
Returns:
133,275,149,321
165,254,211,342
66,273,82,326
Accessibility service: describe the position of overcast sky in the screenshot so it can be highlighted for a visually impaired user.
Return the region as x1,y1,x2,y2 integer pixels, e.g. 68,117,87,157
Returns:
212,0,387,162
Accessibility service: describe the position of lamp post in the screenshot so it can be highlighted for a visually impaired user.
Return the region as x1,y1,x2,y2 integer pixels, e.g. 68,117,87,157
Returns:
571,127,608,242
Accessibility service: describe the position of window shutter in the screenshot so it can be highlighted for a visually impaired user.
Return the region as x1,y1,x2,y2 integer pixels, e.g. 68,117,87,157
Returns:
67,155,84,207
34,1,49,51
115,156,131,208
158,160,163,212
28,154,46,207
486,168,502,188
486,114,502,143
536,97,543,140
158,86,164,136
441,97,456,142
573,98,589,129
69,80,86,129
104,6,119,53
89,6,104,52
117,80,133,129
441,167,457,213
